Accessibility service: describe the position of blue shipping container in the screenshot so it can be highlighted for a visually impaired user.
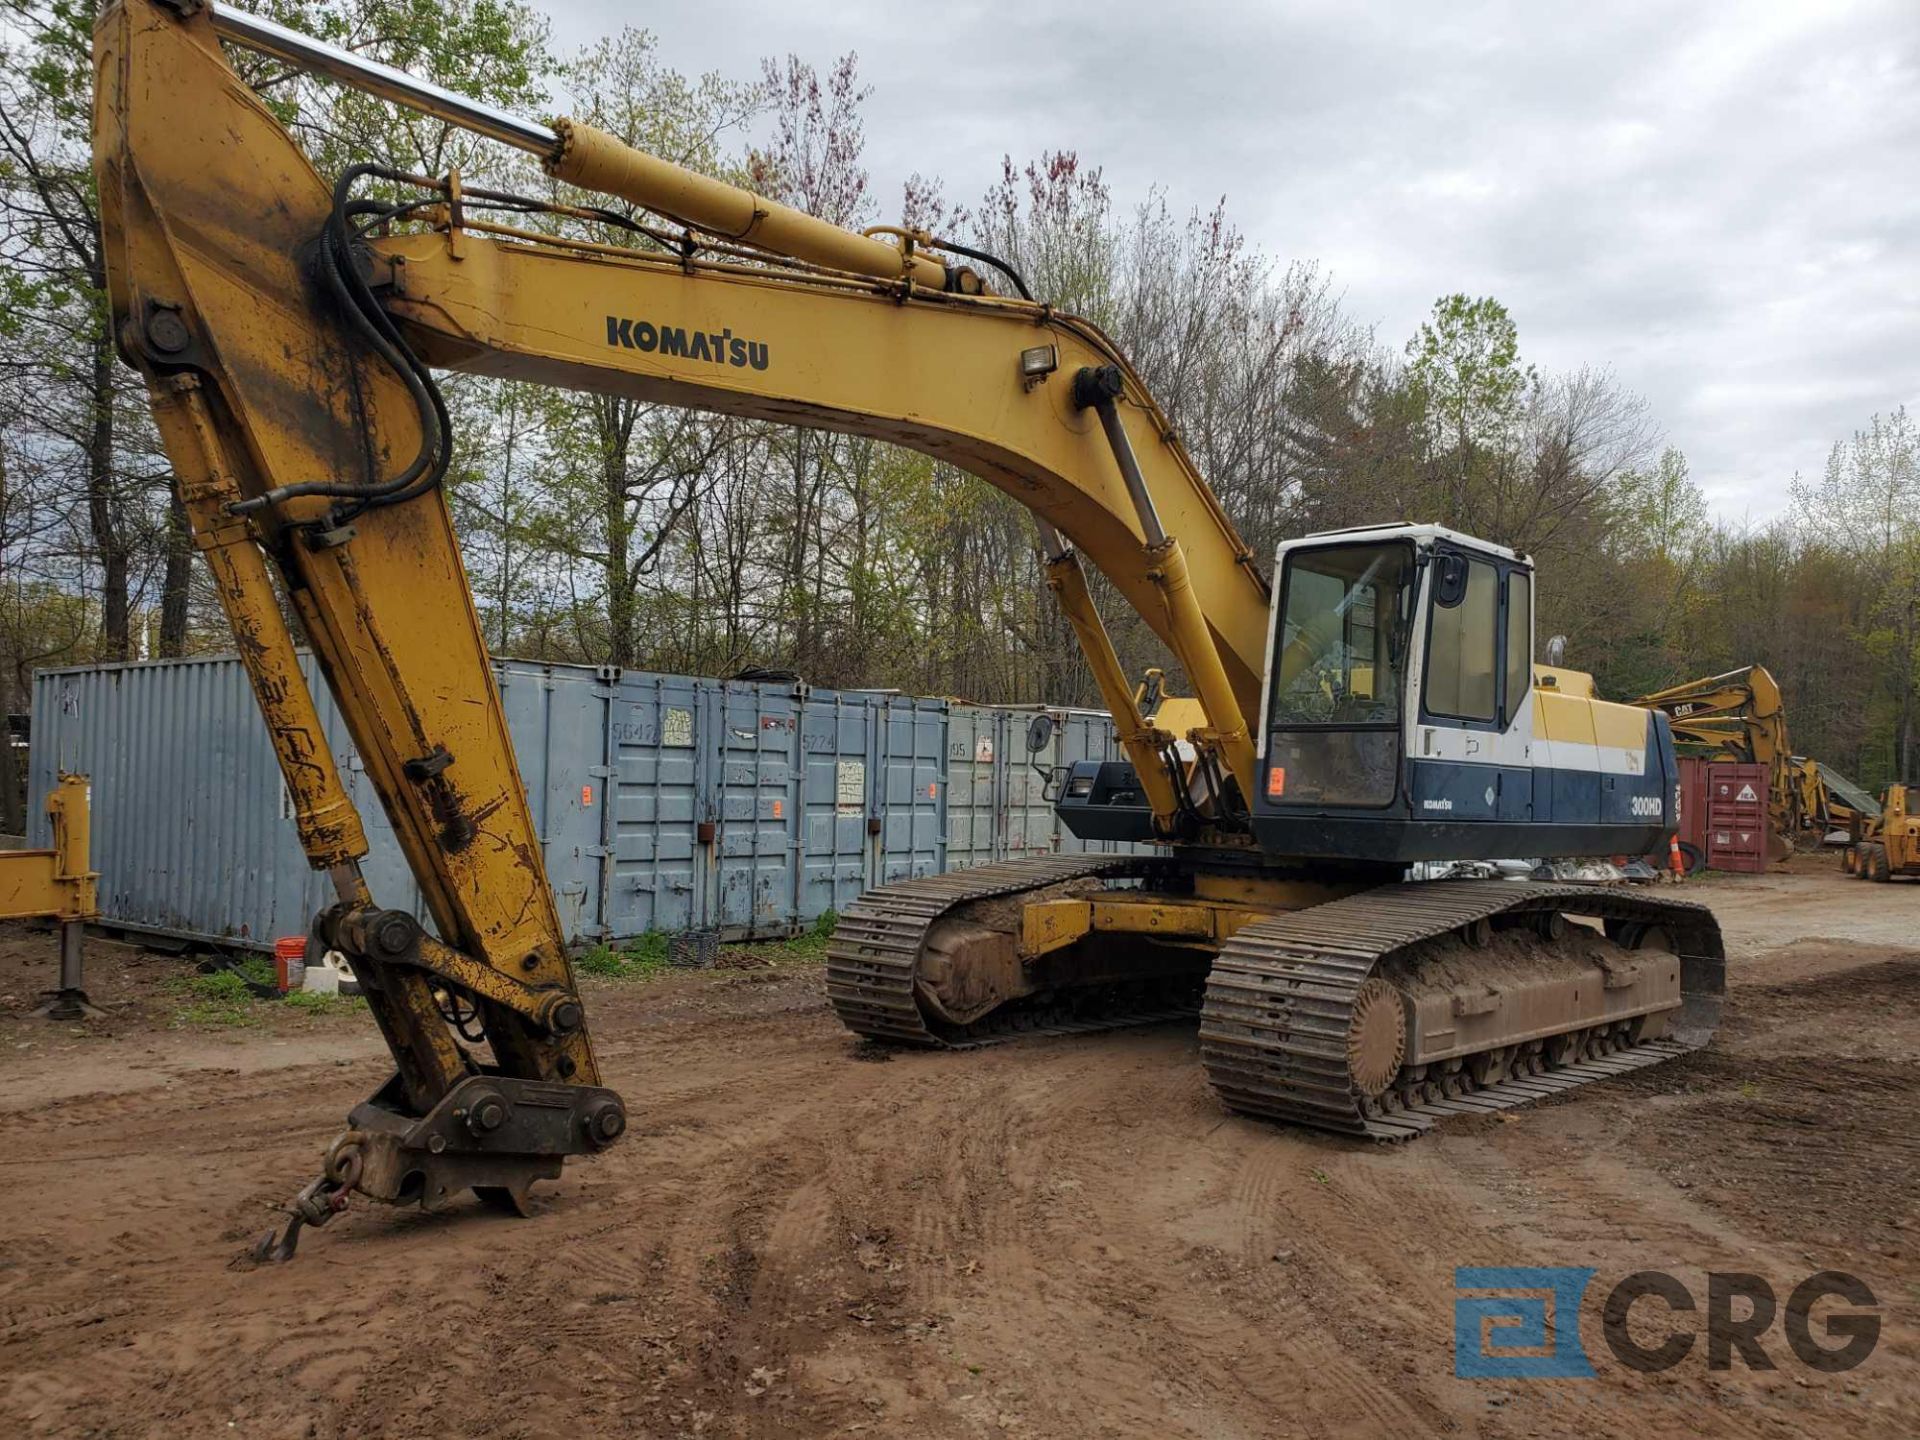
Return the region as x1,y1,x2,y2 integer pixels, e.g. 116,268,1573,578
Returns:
28,655,1139,952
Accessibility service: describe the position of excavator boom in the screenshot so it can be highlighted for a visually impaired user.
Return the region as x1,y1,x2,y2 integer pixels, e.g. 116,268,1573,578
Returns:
93,0,1279,1248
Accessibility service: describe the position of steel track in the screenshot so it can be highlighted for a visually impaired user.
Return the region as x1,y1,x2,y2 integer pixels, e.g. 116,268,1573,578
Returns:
825,853,1184,1045
830,866,1726,1141
1199,881,1725,1140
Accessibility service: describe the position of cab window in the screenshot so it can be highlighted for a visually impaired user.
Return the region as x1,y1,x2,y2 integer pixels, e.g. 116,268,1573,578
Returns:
1425,556,1498,722
1504,570,1532,723
1270,542,1412,727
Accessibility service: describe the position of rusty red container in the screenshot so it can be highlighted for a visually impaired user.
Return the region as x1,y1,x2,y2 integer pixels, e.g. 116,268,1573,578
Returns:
1702,762,1769,873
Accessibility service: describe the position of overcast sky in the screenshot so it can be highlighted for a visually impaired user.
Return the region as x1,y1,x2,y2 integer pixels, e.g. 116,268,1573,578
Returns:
541,1,1918,523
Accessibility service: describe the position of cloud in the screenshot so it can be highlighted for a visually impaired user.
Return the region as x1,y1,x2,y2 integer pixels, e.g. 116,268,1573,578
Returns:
539,0,1920,523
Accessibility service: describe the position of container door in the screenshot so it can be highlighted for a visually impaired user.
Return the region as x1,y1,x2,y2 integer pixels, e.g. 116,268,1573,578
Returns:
873,697,945,884
713,684,800,936
602,673,704,941
945,705,996,870
799,692,875,924
1704,762,1769,873
998,708,1062,860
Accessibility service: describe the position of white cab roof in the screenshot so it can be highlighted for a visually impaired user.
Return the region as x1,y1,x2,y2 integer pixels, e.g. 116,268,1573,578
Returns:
1273,522,1526,566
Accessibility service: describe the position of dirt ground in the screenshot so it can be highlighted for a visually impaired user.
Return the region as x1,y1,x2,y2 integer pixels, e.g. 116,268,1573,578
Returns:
1,856,1915,1438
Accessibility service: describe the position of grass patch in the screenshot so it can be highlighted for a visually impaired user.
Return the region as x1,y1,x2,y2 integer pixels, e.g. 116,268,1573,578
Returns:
172,997,258,1027
167,968,253,1003
166,970,259,1028
166,961,365,1026
576,914,836,976
782,910,837,958
575,930,672,980
229,954,278,991
282,989,366,1016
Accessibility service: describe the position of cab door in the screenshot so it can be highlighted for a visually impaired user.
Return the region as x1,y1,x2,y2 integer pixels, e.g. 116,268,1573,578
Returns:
1413,547,1534,823
1497,567,1534,822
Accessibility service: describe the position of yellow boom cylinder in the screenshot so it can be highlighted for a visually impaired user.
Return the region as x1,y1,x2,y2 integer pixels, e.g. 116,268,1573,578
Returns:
1041,544,1182,833
1146,538,1259,807
545,119,956,290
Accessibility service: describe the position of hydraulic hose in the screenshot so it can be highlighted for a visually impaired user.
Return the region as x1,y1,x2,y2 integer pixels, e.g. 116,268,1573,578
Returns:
230,165,451,518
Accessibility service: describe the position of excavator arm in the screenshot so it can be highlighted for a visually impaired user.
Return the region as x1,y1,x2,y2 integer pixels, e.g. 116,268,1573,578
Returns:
1629,665,1802,847
1631,666,1788,758
92,0,1275,1246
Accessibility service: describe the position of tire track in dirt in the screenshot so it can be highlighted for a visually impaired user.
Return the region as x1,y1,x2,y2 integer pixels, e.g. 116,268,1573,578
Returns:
4,884,1920,1438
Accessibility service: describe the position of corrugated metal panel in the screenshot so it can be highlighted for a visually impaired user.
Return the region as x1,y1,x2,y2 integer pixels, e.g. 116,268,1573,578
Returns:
29,655,1134,949
27,654,609,949
29,655,323,945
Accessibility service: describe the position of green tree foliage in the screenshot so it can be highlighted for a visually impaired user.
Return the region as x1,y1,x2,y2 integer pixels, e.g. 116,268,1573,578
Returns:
1407,293,1537,444
1787,408,1920,781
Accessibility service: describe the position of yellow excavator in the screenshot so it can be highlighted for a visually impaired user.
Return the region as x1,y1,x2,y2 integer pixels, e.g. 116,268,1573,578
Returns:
94,0,1724,1258
1630,665,1879,854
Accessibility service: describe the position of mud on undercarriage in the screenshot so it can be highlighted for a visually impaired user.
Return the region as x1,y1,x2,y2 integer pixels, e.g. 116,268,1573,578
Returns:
827,860,1724,1139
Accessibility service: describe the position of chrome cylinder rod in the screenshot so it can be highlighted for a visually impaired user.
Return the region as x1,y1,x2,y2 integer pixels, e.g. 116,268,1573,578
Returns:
208,2,554,153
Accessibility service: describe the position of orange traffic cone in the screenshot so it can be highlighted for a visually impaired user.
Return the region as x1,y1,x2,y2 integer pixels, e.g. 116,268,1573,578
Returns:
1668,834,1684,877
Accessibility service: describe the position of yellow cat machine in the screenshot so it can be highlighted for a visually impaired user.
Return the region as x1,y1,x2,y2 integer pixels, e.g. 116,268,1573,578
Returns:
94,0,1723,1255
1630,664,1880,853
1844,785,1920,881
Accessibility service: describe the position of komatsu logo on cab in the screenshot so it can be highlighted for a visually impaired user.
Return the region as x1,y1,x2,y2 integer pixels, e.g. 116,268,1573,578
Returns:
606,317,769,369
1422,799,1453,811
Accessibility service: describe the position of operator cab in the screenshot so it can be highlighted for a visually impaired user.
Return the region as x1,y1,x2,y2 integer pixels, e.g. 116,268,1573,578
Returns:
1260,522,1529,809
1056,521,1677,862
1248,521,1671,860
